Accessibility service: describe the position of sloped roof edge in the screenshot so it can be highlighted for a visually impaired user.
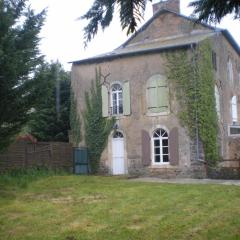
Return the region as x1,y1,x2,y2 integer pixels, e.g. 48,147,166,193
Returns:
72,43,194,65
119,9,216,48
118,9,239,55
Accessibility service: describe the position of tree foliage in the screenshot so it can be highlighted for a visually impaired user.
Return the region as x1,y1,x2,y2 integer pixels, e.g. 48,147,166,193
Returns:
82,0,239,45
189,0,240,23
83,69,115,173
81,0,148,46
28,62,70,142
0,0,45,151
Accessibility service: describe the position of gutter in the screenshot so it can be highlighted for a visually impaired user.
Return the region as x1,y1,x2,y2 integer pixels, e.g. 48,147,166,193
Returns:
71,43,195,65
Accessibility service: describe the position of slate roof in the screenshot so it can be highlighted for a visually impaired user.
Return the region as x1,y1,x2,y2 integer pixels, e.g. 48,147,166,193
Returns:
72,9,239,65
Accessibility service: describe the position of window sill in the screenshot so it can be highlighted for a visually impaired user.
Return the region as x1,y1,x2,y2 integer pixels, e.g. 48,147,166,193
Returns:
146,111,170,117
149,164,177,169
111,114,127,120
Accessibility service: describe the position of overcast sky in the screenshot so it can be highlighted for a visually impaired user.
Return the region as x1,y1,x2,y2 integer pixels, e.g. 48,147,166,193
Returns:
30,0,240,70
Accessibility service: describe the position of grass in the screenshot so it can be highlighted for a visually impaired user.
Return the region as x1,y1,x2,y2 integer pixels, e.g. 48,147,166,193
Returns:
0,174,240,240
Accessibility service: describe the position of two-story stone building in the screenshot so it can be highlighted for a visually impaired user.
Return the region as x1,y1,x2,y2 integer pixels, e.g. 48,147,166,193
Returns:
71,0,240,178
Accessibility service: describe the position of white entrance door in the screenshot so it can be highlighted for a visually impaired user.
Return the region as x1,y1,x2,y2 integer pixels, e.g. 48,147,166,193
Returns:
112,131,125,175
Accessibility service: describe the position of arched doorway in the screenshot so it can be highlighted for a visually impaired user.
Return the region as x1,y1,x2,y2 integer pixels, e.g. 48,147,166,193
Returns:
112,131,125,175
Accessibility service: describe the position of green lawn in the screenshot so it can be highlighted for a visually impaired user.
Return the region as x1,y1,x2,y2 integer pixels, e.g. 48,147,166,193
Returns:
0,175,240,240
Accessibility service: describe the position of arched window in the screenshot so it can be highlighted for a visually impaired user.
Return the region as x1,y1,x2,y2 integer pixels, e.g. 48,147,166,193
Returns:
152,128,169,164
147,74,169,113
111,83,123,115
231,95,238,123
227,58,233,84
113,131,123,138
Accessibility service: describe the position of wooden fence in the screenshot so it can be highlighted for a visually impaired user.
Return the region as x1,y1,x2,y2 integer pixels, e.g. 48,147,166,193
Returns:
0,140,73,173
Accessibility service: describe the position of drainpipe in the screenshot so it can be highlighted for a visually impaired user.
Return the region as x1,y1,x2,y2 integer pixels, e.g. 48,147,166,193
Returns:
191,43,200,161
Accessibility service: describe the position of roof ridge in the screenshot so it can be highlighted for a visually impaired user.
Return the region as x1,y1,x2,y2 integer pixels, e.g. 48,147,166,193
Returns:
117,9,221,50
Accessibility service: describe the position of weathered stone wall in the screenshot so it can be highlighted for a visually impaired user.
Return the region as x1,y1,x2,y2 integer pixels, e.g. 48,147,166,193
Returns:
126,12,210,46
71,10,239,177
71,52,206,178
210,33,240,163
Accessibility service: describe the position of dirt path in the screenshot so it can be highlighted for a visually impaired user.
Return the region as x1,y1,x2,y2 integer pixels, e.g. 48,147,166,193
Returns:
130,177,240,186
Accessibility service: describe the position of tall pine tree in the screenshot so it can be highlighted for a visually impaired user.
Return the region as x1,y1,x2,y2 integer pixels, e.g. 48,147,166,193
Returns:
0,0,45,150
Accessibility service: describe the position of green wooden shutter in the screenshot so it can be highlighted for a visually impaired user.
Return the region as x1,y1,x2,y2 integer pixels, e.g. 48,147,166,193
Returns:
101,85,108,117
157,77,169,112
123,81,131,115
147,78,158,113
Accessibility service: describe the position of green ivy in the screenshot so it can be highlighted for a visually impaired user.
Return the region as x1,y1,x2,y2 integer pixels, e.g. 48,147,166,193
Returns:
83,69,115,173
70,90,81,147
166,41,219,165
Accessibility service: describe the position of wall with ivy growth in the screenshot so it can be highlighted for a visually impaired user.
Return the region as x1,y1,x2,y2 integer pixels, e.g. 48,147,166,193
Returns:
83,69,115,173
166,40,219,165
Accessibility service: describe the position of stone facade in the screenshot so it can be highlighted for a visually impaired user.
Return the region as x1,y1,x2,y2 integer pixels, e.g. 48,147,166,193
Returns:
71,0,240,178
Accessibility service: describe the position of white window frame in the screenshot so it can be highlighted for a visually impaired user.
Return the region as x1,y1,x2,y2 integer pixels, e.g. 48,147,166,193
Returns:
228,125,240,137
231,95,238,124
111,83,123,115
151,128,169,165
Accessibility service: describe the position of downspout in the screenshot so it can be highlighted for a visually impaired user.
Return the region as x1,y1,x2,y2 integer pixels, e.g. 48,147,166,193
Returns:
191,43,200,161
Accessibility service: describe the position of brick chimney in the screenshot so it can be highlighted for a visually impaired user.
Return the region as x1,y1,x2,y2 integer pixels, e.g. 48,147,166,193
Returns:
152,0,180,15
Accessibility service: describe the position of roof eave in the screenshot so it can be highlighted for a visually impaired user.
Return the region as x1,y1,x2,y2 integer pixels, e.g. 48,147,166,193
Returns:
71,43,195,65
221,29,240,55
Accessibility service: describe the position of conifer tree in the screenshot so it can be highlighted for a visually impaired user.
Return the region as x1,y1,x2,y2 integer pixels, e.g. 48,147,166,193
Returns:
0,0,45,150
81,0,240,46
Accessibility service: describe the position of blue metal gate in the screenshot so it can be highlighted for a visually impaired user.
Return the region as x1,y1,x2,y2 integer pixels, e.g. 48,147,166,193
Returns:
73,147,89,174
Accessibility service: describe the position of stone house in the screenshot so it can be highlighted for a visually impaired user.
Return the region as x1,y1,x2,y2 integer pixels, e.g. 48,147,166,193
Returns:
71,0,240,178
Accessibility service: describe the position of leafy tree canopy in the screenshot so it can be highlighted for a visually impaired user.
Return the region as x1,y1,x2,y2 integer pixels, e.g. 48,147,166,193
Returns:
0,0,45,151
28,62,71,142
81,0,240,46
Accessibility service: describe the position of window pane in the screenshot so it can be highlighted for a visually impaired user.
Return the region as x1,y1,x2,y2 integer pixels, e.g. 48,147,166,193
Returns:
155,155,160,163
112,106,117,115
119,92,122,100
113,131,123,138
163,155,169,162
119,104,123,114
113,93,117,101
153,129,160,137
162,147,168,154
154,140,160,146
162,139,168,146
154,148,160,154
161,130,168,137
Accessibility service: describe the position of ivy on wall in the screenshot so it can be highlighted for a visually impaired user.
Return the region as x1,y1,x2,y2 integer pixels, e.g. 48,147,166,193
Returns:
70,90,81,147
166,41,219,165
83,69,115,173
